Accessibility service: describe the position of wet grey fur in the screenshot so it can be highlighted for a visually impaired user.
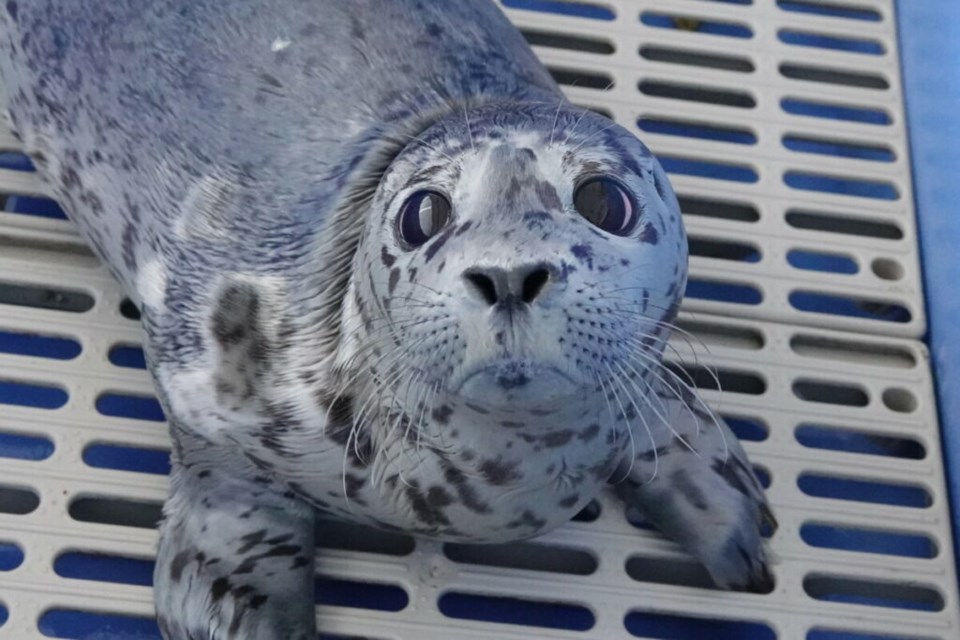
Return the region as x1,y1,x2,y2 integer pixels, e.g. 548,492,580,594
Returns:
0,1,775,638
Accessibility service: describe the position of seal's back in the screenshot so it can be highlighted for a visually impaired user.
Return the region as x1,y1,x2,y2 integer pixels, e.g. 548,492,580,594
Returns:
0,0,558,294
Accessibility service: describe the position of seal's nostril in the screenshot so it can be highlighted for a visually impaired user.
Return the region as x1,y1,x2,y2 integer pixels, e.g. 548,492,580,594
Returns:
465,272,498,306
522,268,549,304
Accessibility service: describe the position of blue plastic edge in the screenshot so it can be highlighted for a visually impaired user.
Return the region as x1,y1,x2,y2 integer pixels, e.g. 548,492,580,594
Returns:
896,0,960,580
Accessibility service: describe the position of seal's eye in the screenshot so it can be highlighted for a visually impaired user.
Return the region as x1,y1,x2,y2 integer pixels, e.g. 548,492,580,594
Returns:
573,177,637,236
397,190,451,247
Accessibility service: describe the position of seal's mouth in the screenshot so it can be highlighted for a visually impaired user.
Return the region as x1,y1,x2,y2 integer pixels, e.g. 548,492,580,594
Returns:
453,359,580,406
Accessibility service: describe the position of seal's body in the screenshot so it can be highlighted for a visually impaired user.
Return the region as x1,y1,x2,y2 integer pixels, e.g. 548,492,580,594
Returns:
1,1,775,638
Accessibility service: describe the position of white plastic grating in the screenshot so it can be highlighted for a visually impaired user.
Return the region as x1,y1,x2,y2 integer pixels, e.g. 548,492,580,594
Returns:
503,0,923,338
0,1,956,640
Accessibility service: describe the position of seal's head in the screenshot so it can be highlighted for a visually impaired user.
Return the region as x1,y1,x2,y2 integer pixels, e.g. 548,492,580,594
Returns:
344,102,685,431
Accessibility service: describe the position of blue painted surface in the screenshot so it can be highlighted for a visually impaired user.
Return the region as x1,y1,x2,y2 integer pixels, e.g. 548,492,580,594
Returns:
640,12,753,39
55,552,156,587
108,345,148,369
0,330,82,359
38,610,161,640
780,98,891,125
95,394,166,422
0,542,24,571
801,524,936,559
439,592,594,631
0,0,956,634
897,0,960,578
83,444,171,475
315,577,409,611
0,431,55,461
624,611,775,640
0,379,68,409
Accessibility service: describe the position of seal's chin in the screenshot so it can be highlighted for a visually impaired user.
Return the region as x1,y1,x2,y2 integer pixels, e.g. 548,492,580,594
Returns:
453,359,580,408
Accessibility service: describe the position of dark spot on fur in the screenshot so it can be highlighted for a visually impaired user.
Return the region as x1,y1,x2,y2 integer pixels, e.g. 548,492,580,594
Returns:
578,424,601,442
542,430,574,448
640,223,659,245
381,246,396,267
210,577,231,602
427,485,454,509
263,544,301,557
440,459,490,514
258,72,283,89
232,584,255,598
388,267,400,294
170,550,191,582
507,509,547,530
479,458,521,485
638,445,671,463
266,533,294,545
571,243,594,270
212,283,260,346
237,529,267,554
523,210,552,231
455,220,473,236
536,180,563,210
431,404,453,424
712,459,751,497
405,481,451,526
121,223,139,271
465,402,489,414
423,225,454,263
344,473,366,501
558,494,580,509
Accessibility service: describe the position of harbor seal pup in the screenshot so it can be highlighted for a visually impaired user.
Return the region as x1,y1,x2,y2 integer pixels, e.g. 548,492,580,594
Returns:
0,1,775,637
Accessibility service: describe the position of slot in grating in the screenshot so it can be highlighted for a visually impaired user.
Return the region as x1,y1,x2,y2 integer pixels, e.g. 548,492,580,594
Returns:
0,1,955,640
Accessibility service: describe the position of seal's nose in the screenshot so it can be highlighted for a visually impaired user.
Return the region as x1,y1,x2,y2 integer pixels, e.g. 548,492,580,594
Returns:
463,263,551,307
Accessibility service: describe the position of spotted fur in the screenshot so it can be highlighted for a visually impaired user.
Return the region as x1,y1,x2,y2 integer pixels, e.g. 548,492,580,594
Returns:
0,1,775,637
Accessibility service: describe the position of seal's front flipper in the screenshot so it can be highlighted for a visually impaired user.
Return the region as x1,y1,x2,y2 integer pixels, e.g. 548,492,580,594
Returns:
154,433,316,640
612,383,776,592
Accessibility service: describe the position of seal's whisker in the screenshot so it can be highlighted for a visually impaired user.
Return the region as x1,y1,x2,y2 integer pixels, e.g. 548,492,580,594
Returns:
595,371,631,482
618,351,699,433
462,102,475,153
639,350,729,463
621,334,700,423
547,97,565,147
613,359,697,460
563,105,594,146
626,345,703,439
413,374,435,453
604,362,647,485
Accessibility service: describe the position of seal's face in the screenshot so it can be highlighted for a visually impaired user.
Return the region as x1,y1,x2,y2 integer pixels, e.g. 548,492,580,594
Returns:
348,103,686,425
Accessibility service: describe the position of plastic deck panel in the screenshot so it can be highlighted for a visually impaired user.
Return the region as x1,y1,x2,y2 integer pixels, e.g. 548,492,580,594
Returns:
896,0,960,580
502,0,924,339
1,1,958,639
